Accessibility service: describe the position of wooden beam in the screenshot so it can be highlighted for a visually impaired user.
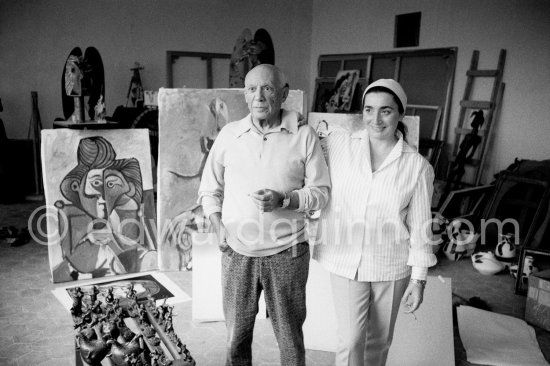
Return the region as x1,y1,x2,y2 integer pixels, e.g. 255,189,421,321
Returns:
467,70,499,77
165,51,230,89
454,127,486,136
460,100,493,109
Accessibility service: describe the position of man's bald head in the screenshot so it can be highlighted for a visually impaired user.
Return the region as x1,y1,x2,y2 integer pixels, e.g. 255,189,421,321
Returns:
245,64,288,90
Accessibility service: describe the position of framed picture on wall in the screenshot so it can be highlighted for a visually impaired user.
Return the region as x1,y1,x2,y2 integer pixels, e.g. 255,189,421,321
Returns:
313,70,360,113
332,70,360,112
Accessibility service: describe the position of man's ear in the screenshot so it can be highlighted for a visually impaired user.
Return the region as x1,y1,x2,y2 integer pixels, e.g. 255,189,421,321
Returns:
281,84,289,103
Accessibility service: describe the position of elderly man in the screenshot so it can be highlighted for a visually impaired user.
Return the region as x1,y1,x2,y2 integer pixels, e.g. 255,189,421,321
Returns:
198,64,330,365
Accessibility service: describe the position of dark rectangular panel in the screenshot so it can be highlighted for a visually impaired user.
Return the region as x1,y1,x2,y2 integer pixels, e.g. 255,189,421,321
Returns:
319,60,341,77
313,80,336,112
399,55,451,139
395,12,421,48
371,57,396,80
343,59,367,77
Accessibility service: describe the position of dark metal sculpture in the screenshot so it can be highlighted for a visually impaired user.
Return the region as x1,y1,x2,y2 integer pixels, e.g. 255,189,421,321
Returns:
62,47,105,122
71,285,195,366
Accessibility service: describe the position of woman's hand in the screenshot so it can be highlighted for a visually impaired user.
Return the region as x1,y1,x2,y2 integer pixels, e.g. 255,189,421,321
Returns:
401,281,425,313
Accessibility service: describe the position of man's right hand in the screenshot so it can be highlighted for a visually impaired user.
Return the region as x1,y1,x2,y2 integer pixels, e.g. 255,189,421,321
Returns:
218,226,229,252
209,212,229,252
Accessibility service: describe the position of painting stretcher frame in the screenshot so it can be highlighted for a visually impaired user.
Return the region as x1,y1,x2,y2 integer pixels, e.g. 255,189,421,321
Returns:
437,184,494,220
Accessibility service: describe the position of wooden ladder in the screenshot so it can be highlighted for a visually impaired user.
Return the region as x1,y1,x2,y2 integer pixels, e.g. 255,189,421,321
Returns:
451,49,506,186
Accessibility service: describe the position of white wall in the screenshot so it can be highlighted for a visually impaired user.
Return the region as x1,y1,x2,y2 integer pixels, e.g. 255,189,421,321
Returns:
0,0,312,137
310,0,550,183
2,0,549,183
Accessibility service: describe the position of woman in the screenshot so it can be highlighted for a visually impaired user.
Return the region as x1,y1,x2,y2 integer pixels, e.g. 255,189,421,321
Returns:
313,79,437,366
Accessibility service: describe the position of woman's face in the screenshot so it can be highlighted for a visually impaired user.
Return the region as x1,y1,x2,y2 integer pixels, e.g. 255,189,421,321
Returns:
363,91,403,142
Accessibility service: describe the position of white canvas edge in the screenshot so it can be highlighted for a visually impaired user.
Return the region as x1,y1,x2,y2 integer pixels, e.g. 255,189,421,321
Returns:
51,271,190,313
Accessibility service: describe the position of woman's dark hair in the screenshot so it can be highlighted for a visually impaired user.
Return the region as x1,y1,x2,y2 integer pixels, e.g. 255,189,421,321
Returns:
363,86,407,142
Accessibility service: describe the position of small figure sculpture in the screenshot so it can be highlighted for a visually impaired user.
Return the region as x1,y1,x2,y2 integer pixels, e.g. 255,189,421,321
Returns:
138,304,147,324
94,95,106,122
127,300,139,317
74,306,93,330
168,330,178,344
150,304,159,319
164,315,173,334
89,286,100,304
73,316,86,330
146,294,156,309
166,304,174,318
88,311,100,328
174,337,194,364
101,319,119,340
104,287,115,306
98,310,109,324
70,287,84,317
127,283,137,300
156,302,165,324
114,304,124,324
126,283,137,305
90,298,102,314
176,339,186,355
182,345,194,363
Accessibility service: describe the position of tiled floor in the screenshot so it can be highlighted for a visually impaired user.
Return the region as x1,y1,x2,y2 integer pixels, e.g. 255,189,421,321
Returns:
0,201,549,365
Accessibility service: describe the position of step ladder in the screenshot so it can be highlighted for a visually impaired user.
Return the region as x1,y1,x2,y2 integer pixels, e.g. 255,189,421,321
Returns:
449,49,506,187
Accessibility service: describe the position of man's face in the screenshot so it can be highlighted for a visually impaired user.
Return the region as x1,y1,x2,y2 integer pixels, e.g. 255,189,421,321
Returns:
244,66,288,125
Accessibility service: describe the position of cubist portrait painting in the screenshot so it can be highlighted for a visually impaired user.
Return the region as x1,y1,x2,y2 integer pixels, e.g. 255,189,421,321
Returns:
41,129,157,283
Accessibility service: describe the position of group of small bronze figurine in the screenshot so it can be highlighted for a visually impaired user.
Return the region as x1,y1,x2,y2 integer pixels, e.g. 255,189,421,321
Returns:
70,284,195,366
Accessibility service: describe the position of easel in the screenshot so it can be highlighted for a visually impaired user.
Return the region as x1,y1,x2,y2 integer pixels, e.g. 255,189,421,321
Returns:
126,62,144,108
448,49,506,189
26,91,44,201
